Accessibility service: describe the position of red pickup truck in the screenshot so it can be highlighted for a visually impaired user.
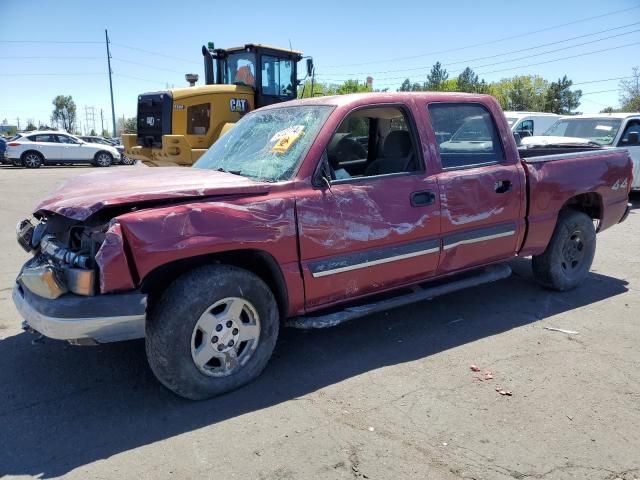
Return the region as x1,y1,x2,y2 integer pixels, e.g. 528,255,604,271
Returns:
13,93,632,399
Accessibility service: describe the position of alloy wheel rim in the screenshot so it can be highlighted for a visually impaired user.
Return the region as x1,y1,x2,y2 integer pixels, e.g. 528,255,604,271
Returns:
190,297,261,377
97,154,110,166
25,154,39,167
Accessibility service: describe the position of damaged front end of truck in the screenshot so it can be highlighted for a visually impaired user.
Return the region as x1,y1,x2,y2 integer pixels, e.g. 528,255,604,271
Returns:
13,210,146,345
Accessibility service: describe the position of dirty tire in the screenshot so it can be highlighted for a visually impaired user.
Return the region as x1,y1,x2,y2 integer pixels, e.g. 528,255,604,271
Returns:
22,151,42,168
532,209,596,291
94,151,113,167
146,265,279,400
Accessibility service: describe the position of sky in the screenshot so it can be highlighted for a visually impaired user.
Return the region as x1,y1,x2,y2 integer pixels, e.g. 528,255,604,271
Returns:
1,0,639,133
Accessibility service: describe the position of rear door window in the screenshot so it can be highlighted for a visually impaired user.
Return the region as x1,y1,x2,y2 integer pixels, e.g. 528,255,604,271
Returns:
27,134,55,143
427,103,504,169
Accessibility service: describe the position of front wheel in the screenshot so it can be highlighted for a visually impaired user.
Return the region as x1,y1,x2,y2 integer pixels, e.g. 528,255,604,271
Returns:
532,209,596,291
94,151,113,167
146,265,279,400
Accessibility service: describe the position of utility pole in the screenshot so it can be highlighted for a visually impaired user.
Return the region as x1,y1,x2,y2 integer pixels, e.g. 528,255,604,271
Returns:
105,29,116,137
16,117,20,130
100,109,104,136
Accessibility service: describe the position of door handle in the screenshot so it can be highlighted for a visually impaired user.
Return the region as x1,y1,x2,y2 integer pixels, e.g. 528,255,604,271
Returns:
495,180,512,194
410,190,436,207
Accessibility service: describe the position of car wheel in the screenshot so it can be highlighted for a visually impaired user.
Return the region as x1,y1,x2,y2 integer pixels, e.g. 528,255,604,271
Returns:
532,209,596,291
94,151,113,167
146,264,279,400
120,155,135,165
22,152,42,169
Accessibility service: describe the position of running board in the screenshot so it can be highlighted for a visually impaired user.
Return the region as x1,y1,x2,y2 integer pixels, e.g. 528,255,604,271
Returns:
286,264,512,329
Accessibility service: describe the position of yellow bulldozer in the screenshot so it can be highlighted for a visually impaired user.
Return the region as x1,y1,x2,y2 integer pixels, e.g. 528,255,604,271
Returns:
123,43,313,166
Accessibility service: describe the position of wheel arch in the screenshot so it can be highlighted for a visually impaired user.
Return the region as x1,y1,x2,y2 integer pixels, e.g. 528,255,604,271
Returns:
21,149,43,160
140,249,289,318
560,191,603,228
94,149,113,160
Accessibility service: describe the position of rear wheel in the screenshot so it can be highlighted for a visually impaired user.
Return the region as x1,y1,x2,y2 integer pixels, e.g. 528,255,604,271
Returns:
120,155,135,165
532,209,596,291
94,151,113,167
146,265,279,400
22,151,42,169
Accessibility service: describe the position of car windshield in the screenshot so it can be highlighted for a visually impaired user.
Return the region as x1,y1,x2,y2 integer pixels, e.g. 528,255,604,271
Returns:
505,117,517,127
194,105,333,181
543,118,623,145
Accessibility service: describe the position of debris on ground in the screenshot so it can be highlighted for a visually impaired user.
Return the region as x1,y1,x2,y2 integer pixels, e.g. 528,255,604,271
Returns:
367,426,375,432
544,327,579,335
495,387,512,396
470,364,481,372
484,371,493,380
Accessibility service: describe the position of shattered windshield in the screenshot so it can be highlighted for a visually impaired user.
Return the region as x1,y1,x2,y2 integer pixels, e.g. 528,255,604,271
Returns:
194,105,333,181
543,118,622,145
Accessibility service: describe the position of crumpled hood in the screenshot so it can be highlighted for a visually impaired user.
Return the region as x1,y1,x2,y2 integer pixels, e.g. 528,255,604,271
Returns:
35,167,270,220
521,135,591,146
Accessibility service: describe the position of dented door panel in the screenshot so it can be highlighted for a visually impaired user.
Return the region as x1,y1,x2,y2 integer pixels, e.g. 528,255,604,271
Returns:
296,174,441,310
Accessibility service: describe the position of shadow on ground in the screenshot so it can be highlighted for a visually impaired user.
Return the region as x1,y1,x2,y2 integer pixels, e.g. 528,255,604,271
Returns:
0,259,628,477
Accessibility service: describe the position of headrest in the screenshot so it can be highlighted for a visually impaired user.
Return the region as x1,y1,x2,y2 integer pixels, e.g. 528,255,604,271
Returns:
383,130,412,157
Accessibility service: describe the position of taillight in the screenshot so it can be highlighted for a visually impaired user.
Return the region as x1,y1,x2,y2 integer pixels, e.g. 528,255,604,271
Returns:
7,142,20,147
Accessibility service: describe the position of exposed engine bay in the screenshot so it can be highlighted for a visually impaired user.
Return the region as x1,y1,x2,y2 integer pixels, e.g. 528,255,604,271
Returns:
16,213,111,299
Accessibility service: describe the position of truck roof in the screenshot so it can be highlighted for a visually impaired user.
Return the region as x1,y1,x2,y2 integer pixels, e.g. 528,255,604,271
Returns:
266,91,496,109
503,111,559,117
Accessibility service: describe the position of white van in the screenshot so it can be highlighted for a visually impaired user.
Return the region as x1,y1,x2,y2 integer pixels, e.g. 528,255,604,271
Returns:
504,112,560,138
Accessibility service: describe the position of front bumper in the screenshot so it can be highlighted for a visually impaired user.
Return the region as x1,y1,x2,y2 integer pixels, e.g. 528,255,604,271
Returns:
13,283,146,343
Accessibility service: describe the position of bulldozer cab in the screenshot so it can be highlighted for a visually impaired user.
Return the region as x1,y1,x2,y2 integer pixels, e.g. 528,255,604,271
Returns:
204,43,305,107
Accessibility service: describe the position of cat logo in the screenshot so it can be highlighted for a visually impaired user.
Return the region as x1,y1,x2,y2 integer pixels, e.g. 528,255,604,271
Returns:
611,178,628,190
229,98,249,113
146,116,155,126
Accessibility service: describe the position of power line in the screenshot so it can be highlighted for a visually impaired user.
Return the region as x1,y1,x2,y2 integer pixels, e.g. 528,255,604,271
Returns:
319,41,640,84
322,5,640,68
318,23,640,77
0,40,101,44
112,73,167,85
111,42,200,65
0,56,103,60
112,57,187,74
573,76,632,86
0,72,104,76
580,88,621,96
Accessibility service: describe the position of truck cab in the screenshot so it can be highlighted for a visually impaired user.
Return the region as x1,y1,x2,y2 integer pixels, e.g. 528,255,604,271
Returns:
123,43,307,167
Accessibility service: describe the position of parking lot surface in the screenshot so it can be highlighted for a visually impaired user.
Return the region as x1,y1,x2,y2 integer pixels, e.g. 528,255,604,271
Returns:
1,165,639,480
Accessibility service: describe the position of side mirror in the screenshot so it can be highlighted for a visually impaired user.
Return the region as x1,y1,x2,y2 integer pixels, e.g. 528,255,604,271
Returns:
312,151,332,190
513,132,522,147
628,132,639,145
306,58,314,78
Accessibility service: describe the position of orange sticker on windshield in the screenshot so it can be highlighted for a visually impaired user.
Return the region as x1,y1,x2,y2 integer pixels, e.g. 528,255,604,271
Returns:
271,125,304,153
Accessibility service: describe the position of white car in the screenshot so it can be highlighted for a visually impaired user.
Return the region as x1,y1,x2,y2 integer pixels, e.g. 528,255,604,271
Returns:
5,131,121,168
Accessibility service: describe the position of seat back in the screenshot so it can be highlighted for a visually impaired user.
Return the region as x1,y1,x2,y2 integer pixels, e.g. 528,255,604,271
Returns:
365,130,414,176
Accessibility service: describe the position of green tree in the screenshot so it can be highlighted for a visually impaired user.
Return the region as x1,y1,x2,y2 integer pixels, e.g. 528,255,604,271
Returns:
25,121,37,131
545,75,581,114
600,106,618,113
425,62,449,91
51,95,76,132
89,129,97,136
101,129,110,137
335,79,372,95
456,67,479,93
619,67,640,111
298,80,329,98
491,76,548,111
